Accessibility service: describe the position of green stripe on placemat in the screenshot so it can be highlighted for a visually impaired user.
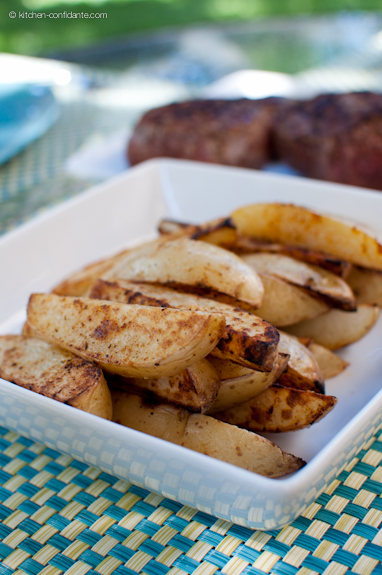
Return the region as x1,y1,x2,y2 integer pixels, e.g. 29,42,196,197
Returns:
1,428,382,574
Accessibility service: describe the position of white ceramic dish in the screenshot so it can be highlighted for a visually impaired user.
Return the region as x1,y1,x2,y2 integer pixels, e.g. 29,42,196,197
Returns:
1,158,382,530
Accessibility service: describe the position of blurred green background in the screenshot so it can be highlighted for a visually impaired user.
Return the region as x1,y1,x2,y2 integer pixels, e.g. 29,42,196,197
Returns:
1,0,382,57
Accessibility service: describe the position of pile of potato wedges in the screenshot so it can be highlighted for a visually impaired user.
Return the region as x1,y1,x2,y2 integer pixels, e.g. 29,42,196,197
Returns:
1,202,381,479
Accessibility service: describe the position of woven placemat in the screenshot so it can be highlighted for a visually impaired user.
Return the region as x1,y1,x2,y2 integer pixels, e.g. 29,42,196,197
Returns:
1,424,382,575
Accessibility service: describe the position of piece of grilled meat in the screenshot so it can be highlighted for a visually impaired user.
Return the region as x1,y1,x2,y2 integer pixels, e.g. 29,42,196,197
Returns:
274,91,382,190
128,97,287,169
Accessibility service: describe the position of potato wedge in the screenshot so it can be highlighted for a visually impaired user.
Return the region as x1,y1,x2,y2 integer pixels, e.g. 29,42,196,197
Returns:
26,294,225,378
254,274,328,327
206,353,289,413
213,385,337,433
286,304,380,350
53,248,131,297
90,279,280,372
346,266,382,306
278,331,325,393
307,342,349,379
111,389,305,477
102,236,264,308
110,358,220,413
0,335,112,419
242,253,356,311
158,217,238,249
231,203,382,271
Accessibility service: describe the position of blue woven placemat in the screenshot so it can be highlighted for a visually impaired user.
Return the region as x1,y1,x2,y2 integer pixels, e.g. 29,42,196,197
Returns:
1,424,382,575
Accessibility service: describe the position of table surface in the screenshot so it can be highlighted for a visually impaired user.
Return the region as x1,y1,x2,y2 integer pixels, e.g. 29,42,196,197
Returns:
2,11,382,574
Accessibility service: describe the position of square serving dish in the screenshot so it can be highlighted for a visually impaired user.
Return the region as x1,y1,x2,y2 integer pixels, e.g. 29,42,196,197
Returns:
1,158,382,530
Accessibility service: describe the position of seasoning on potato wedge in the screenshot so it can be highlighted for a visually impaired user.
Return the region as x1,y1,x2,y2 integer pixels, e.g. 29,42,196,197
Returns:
25,294,225,378
0,335,112,419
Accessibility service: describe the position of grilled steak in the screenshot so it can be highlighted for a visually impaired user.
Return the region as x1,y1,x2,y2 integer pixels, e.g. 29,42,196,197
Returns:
274,91,382,190
128,97,287,169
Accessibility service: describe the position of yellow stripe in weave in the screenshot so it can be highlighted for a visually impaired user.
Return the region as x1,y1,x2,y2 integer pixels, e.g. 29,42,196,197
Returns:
371,466,382,483
56,467,81,484
33,565,61,575
4,492,27,511
344,471,367,490
59,501,85,520
343,534,367,555
325,495,349,514
33,544,60,565
152,525,177,545
94,556,122,575
145,492,164,507
123,529,149,550
63,539,90,560
92,534,119,555
4,442,28,459
58,483,83,501
3,528,29,548
301,503,322,520
3,548,30,569
282,546,309,567
186,540,212,561
83,466,102,480
221,556,248,575
216,535,241,555
30,471,54,488
181,521,207,541
3,510,28,529
156,546,183,566
28,442,46,455
252,550,280,572
166,567,186,575
245,531,272,551
60,519,87,540
364,508,382,528
88,497,113,516
351,555,378,575
353,489,376,508
113,479,131,493
4,431,19,443
320,562,348,575
211,520,231,535
64,561,92,575
30,505,56,525
147,507,173,526
296,568,319,575
89,514,116,535
118,510,145,531
31,524,58,544
192,561,219,575
177,506,198,521
312,540,338,561
115,492,141,511
2,458,27,475
3,474,27,492
362,449,382,467
323,480,340,496
275,526,300,546
30,454,53,471
125,550,152,571
85,479,108,497
55,454,73,467
30,487,55,506
305,520,330,540
334,514,358,534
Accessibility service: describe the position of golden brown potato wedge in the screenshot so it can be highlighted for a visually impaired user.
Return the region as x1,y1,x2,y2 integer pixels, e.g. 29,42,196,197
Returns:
110,358,220,413
286,304,380,350
242,253,356,311
206,353,289,413
213,385,337,433
346,266,382,306
231,203,382,271
101,236,264,308
26,294,225,378
158,217,238,249
111,389,305,477
277,331,325,393
90,279,280,372
254,273,329,327
0,335,112,419
307,342,349,379
53,248,131,297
